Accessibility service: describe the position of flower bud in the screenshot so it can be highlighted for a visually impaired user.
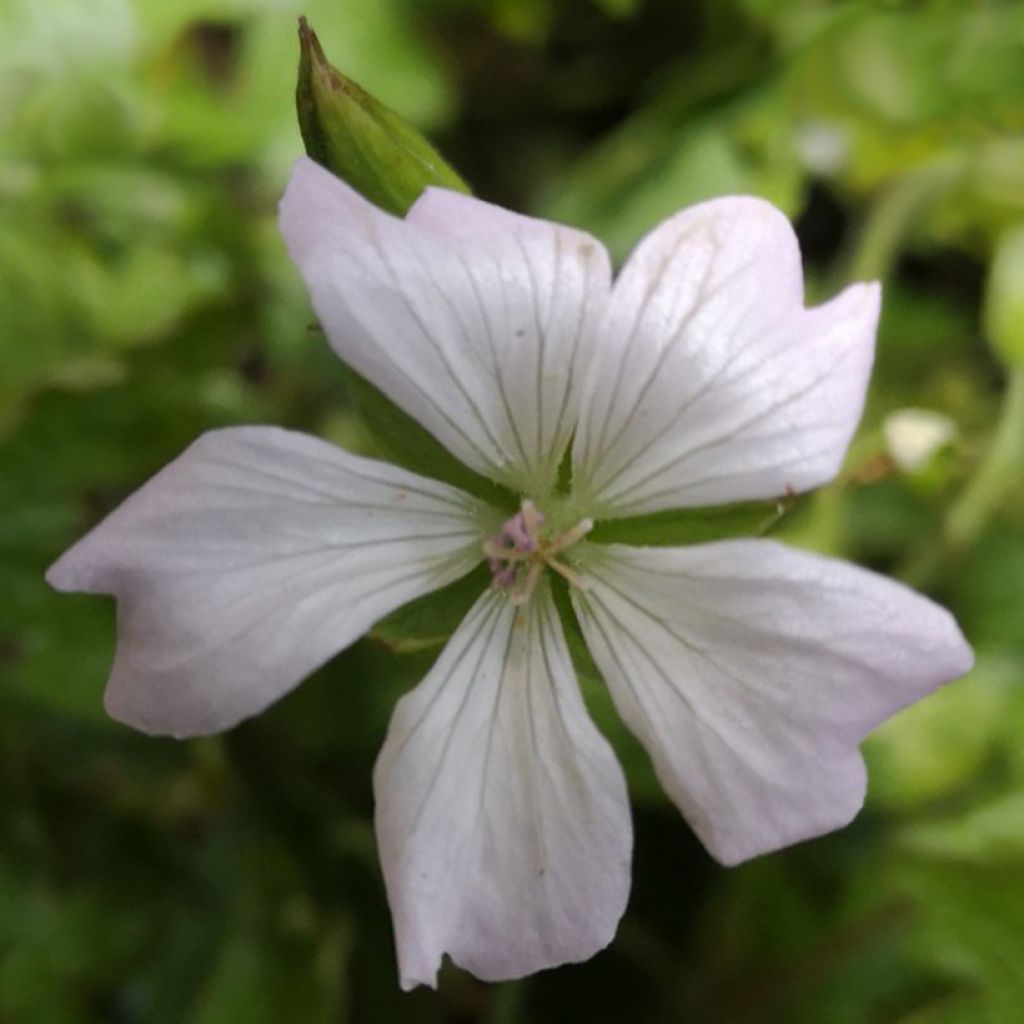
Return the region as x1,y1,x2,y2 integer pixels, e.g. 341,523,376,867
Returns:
883,408,955,473
983,223,1024,370
295,17,470,216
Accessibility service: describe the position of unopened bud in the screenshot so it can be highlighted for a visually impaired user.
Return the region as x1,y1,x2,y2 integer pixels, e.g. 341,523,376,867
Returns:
883,408,955,473
296,17,471,216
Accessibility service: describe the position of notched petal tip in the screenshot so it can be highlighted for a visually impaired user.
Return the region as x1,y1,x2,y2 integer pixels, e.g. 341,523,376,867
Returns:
573,540,972,867
573,196,884,514
859,278,883,304
44,553,78,593
279,153,335,202
924,603,975,685
705,752,869,868
822,278,882,330
280,149,615,495
47,426,486,742
656,192,799,235
376,589,632,988
951,633,976,679
397,954,441,993
102,680,167,739
277,154,318,216
398,975,433,994
101,664,236,740
45,544,118,597
278,155,371,263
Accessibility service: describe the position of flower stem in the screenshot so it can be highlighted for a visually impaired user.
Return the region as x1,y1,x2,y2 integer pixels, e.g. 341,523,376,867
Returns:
901,368,1024,587
847,157,964,283
946,368,1024,548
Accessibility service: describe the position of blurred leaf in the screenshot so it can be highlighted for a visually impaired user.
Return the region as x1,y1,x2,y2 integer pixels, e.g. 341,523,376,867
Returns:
191,918,343,1024
370,566,490,654
866,656,1016,811
590,497,793,546
900,792,1024,866
953,526,1024,655
0,0,136,73
889,858,1024,1023
343,367,514,508
545,118,790,261
592,0,641,18
0,876,146,1023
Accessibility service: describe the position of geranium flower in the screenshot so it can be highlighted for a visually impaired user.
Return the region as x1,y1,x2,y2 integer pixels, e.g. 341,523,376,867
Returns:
48,157,972,989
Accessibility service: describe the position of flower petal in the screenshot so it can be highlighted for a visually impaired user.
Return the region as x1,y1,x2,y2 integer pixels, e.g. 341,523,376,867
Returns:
571,540,973,865
373,585,631,989
572,197,879,516
279,157,611,496
46,427,487,737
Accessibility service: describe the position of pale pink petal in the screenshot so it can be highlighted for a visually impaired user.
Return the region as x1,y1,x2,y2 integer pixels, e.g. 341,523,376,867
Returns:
572,197,879,516
46,427,487,737
279,157,611,496
572,540,972,865
373,585,631,989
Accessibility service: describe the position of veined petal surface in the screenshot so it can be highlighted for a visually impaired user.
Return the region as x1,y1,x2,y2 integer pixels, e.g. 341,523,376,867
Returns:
373,586,631,989
572,540,973,865
279,157,611,496
46,427,487,737
572,197,879,516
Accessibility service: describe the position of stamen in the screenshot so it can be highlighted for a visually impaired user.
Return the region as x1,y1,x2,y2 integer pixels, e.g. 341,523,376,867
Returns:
546,558,586,590
483,539,530,562
485,500,592,601
544,517,593,555
511,559,544,605
520,500,543,546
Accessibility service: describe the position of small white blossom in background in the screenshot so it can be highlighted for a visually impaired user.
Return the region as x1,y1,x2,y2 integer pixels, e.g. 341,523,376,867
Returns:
48,158,973,990
794,119,850,177
884,407,956,473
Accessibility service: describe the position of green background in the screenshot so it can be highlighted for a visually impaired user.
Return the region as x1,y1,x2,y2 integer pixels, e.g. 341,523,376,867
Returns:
2,0,1024,1020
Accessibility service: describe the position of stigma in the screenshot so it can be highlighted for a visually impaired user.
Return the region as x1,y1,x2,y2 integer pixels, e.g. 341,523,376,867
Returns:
483,500,593,604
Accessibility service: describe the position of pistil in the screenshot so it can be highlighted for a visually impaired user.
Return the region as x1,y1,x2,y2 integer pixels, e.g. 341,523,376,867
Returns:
484,500,592,603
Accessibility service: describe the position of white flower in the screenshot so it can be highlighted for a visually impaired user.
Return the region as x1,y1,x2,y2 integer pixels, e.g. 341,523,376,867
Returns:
47,158,973,989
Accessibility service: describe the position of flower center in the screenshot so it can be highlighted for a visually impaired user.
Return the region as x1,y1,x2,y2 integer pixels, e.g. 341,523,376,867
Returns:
483,500,592,604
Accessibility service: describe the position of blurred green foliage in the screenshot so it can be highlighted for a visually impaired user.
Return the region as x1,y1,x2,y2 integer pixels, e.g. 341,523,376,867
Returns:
2,0,1023,1021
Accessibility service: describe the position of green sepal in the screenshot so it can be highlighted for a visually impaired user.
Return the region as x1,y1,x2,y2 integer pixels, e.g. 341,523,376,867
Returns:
587,495,796,547
343,367,515,509
296,17,471,217
369,565,490,654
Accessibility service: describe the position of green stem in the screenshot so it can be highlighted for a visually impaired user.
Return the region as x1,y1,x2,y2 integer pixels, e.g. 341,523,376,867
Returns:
848,157,964,283
900,369,1024,588
946,368,1024,548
